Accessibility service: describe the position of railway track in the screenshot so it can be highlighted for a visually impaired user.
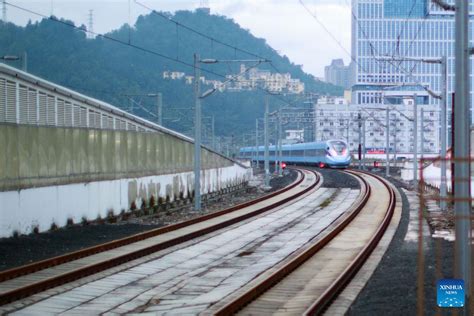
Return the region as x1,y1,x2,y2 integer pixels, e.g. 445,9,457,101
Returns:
212,169,396,315
0,168,319,307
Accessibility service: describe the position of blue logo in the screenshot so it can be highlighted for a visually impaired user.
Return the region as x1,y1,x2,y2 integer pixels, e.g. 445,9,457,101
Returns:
437,279,465,308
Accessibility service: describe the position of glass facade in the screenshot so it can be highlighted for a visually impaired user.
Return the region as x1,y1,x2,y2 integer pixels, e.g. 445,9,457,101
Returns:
352,0,474,121
384,0,426,18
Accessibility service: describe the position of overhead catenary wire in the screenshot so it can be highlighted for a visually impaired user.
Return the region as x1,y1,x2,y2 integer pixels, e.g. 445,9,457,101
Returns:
339,0,439,98
5,1,309,110
346,0,438,93
4,1,231,79
134,0,292,79
402,2,435,58
133,0,270,62
298,0,371,75
391,0,419,58
346,0,433,95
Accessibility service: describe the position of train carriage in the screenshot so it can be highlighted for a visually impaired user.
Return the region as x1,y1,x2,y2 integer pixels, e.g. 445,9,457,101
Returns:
239,140,351,169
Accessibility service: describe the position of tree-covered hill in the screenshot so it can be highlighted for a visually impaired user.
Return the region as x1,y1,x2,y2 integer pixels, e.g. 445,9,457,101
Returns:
0,9,343,138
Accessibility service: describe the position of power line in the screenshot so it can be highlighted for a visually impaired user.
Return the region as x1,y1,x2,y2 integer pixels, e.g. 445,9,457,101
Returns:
391,0,419,58
5,1,304,109
2,0,6,22
298,0,364,71
342,0,435,85
404,2,437,56
87,9,94,39
133,0,269,62
345,0,439,97
133,0,292,80
4,1,229,79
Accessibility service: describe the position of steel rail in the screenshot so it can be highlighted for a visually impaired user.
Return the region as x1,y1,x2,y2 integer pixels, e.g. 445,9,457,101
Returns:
214,170,371,315
304,170,396,315
0,168,320,306
0,170,305,283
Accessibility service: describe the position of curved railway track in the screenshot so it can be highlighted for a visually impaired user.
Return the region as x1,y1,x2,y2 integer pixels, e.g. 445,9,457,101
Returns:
0,168,320,306
213,169,396,315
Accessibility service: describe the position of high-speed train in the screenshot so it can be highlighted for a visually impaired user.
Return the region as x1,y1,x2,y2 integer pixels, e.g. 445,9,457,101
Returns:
239,140,351,168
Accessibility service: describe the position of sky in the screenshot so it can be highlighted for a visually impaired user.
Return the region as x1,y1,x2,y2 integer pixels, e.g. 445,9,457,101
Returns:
4,0,352,77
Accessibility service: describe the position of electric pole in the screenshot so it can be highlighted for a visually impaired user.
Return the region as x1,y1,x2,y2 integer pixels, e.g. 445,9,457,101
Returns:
421,107,424,159
194,53,202,211
314,102,318,141
264,95,270,187
440,55,448,211
358,113,362,170
454,0,471,310
413,93,418,185
2,0,6,23
211,115,215,150
87,9,94,39
362,118,366,169
386,107,390,177
278,113,283,176
156,93,162,126
274,116,279,174
255,119,259,169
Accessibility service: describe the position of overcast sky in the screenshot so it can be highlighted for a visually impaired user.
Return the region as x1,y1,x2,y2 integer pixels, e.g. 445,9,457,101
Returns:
5,0,351,77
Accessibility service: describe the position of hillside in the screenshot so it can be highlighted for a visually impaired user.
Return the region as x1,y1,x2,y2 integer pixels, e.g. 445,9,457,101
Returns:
0,9,343,139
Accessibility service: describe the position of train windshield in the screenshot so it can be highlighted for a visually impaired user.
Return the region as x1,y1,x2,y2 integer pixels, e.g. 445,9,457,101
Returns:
328,141,347,155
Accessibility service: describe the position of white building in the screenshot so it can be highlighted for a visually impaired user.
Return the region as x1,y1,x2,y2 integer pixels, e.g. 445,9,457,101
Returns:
285,129,305,143
163,71,185,80
314,102,440,156
164,65,304,94
317,96,348,105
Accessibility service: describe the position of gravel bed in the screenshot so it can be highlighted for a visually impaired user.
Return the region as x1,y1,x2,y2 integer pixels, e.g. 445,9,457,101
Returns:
308,167,360,189
0,169,297,272
348,177,455,315
0,224,162,272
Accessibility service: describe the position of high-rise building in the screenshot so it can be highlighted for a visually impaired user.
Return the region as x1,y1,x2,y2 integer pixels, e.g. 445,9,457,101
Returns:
351,0,474,121
324,59,351,89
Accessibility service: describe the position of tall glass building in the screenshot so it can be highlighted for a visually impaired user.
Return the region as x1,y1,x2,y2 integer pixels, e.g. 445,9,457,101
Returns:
351,0,474,122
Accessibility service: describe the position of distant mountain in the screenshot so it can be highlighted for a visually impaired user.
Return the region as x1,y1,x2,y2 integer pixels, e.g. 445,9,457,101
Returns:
0,9,343,138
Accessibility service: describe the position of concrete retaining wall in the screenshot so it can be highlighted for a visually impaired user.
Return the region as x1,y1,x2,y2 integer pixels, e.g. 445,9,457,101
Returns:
0,164,250,237
0,65,251,237
0,124,233,191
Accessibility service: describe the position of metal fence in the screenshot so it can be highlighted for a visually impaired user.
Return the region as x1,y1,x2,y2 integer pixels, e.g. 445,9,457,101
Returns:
0,63,194,139
0,76,149,132
418,156,473,313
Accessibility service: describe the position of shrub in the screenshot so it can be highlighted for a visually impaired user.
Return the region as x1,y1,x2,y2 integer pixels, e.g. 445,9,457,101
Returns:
81,216,89,226
50,222,58,231
66,218,74,227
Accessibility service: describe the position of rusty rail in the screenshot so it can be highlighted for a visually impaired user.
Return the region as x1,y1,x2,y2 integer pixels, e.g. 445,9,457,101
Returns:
214,170,372,315
304,170,396,315
0,168,320,306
